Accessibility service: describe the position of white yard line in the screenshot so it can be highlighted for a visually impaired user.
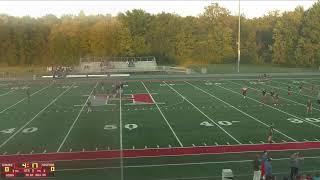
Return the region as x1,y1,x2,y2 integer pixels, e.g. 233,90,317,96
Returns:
186,81,297,142
163,81,241,144
0,89,17,97
141,81,183,147
57,82,98,152
225,80,320,128
0,83,74,149
0,83,52,114
119,84,124,180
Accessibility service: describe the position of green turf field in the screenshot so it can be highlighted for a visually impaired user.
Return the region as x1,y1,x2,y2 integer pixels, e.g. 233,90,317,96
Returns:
0,76,320,179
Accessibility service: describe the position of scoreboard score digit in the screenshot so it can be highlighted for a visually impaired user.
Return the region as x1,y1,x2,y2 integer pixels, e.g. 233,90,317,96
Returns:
0,162,55,178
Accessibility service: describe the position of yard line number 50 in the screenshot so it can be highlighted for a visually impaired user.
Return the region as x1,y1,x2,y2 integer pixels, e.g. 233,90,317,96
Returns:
0,127,38,134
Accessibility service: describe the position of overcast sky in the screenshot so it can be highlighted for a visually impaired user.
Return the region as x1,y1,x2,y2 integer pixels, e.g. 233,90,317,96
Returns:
0,1,317,19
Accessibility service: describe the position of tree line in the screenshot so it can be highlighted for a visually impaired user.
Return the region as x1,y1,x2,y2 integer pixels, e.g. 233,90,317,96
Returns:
0,2,319,67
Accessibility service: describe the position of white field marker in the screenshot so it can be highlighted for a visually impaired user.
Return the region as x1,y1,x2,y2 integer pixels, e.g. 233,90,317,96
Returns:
141,81,183,147
57,82,98,152
186,81,297,142
0,84,74,149
167,81,241,144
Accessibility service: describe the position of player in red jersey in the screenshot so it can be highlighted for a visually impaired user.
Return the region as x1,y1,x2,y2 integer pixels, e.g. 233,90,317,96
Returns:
242,87,248,99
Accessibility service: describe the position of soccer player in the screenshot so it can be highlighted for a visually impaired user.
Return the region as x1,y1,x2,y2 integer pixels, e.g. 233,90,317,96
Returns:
274,92,279,106
242,87,248,99
311,84,315,94
26,88,30,104
288,85,292,96
262,89,267,102
306,99,312,114
299,83,303,94
267,124,274,144
270,89,275,103
87,99,92,113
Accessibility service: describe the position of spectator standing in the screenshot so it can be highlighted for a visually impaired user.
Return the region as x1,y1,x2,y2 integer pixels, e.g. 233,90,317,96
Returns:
261,151,269,179
313,173,320,180
265,158,273,180
253,154,261,180
290,152,304,180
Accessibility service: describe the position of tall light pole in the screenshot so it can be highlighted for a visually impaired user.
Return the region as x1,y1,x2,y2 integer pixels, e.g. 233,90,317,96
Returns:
237,0,241,73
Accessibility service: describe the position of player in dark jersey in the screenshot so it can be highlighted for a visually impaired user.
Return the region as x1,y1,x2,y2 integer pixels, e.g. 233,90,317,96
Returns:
288,85,292,96
270,89,275,98
242,87,248,99
306,99,312,114
267,124,274,144
262,89,267,102
299,83,303,94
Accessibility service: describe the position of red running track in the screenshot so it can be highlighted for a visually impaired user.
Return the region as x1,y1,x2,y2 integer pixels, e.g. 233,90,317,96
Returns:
0,142,320,163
